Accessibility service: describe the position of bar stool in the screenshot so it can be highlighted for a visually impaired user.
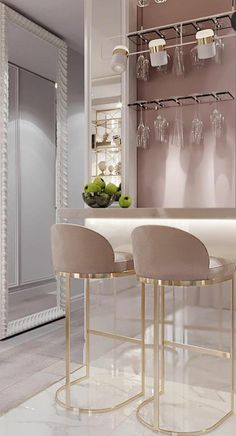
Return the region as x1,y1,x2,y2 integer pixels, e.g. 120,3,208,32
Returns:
51,223,145,413
131,225,235,435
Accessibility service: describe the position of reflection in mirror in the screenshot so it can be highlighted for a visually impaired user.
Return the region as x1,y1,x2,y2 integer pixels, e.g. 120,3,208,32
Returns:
8,62,57,322
90,0,123,190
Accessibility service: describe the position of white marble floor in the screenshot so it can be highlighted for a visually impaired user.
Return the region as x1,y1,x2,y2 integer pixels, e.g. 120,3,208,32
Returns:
0,369,235,436
1,279,236,434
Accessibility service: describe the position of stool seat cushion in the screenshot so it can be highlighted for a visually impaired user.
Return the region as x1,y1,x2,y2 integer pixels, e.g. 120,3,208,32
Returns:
208,256,235,280
114,251,134,273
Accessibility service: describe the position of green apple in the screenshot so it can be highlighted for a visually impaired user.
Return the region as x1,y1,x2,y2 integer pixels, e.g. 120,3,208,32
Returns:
115,190,122,201
93,177,106,190
105,183,118,195
96,192,110,207
84,183,101,194
119,195,132,208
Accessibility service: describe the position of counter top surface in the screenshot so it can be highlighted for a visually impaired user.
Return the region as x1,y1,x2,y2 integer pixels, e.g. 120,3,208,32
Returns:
59,208,236,220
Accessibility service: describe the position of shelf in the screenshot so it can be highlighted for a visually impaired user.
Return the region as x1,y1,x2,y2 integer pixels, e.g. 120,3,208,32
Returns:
127,11,233,46
92,174,121,178
128,91,235,111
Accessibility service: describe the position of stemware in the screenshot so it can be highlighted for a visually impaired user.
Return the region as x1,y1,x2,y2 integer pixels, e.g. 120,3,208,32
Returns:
210,105,225,138
215,37,224,65
172,46,185,76
172,107,184,148
137,106,150,149
154,113,169,143
190,46,204,69
191,105,204,145
136,53,145,79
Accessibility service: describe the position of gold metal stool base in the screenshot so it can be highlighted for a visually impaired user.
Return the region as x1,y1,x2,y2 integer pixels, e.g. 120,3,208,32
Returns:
56,271,145,414
137,276,235,435
136,396,233,436
55,370,143,414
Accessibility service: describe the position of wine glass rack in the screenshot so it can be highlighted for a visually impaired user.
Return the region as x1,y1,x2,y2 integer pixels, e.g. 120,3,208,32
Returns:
128,91,235,110
127,11,233,47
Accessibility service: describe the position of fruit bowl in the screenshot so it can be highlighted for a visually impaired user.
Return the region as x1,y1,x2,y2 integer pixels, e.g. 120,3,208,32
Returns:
82,192,115,208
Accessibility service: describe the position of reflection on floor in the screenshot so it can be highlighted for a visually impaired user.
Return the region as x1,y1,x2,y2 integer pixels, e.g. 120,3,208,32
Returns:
0,275,236,434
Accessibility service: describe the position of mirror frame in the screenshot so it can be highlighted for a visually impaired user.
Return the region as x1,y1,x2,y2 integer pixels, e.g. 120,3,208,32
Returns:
0,3,68,339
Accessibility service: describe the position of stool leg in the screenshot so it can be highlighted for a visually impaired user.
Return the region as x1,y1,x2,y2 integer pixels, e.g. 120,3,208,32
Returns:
65,274,71,407
141,283,146,395
160,286,165,394
86,277,90,378
153,283,160,431
231,277,235,413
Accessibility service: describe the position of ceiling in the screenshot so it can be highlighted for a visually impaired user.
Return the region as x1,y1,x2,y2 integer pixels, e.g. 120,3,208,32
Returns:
2,0,84,53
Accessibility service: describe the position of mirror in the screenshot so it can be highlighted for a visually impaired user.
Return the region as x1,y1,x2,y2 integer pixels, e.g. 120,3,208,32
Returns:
89,0,123,190
0,3,68,338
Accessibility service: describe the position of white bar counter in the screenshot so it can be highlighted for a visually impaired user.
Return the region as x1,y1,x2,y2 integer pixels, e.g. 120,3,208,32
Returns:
59,208,236,261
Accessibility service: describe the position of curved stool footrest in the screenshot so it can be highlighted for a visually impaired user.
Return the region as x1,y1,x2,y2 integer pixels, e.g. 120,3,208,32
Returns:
136,397,234,436
55,372,144,414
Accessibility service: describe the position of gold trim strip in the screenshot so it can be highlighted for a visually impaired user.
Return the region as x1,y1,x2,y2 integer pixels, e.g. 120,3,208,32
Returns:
89,329,142,345
198,36,214,45
150,45,166,53
59,270,135,279
164,340,231,359
138,275,234,287
113,48,129,56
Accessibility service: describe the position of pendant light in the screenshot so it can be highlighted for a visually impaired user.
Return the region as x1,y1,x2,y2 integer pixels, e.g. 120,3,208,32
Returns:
196,29,216,59
111,45,129,73
149,39,168,67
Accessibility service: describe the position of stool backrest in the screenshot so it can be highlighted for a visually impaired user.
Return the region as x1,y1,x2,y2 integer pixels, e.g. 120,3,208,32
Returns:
132,225,210,281
51,224,115,274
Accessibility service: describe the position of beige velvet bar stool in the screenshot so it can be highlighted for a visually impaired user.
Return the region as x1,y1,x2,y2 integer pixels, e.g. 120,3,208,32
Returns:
132,225,235,436
51,223,145,413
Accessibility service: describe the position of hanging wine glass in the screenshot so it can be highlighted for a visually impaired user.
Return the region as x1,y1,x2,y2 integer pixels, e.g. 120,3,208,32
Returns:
191,104,204,145
142,107,150,149
215,23,224,65
154,111,169,143
210,103,225,139
172,46,185,76
137,106,145,148
172,106,184,148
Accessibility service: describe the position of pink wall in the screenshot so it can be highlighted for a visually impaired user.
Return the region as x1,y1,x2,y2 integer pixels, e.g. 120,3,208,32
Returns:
137,0,236,207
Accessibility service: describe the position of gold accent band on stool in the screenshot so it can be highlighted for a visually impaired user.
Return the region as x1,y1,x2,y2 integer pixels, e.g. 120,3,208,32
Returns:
55,269,145,414
136,275,235,436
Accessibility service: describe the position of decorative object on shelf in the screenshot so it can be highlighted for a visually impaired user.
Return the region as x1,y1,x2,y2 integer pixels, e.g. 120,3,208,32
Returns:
137,106,150,149
154,0,167,3
108,165,114,175
111,45,129,73
210,106,225,138
172,46,185,76
191,106,204,145
98,160,107,175
154,112,169,143
172,106,184,148
119,195,132,208
113,135,121,146
83,177,117,208
115,161,122,175
196,29,216,59
149,39,168,67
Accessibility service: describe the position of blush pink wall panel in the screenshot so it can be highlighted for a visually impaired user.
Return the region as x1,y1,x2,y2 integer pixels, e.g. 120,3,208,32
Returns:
137,0,236,208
